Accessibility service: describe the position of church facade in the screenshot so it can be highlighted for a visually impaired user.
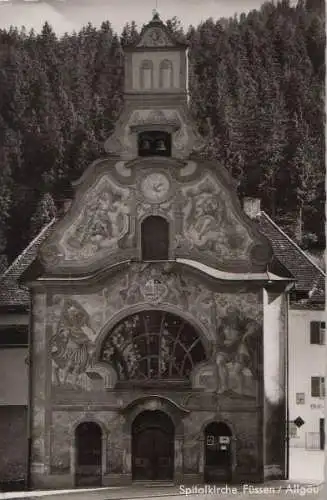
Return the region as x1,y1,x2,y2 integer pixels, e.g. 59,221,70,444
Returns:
22,14,292,489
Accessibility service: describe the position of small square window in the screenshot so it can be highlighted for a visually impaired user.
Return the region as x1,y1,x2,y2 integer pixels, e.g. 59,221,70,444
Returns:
296,393,305,405
310,322,325,345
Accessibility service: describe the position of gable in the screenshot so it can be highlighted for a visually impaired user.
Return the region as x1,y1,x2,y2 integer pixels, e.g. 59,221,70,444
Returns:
37,159,272,277
137,26,175,48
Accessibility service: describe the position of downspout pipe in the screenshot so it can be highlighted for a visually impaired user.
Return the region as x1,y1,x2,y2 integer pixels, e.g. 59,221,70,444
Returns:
284,283,294,480
27,293,33,490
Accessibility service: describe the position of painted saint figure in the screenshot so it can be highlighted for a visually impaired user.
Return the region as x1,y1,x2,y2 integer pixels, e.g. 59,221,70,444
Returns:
215,311,259,395
50,299,96,387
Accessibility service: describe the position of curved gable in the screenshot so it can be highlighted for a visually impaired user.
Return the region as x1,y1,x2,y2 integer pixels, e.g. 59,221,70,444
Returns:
38,158,272,275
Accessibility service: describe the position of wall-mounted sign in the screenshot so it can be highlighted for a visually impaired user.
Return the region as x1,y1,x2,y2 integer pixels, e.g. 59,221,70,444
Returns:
293,416,305,428
296,393,305,405
310,403,323,410
219,436,230,444
206,435,215,446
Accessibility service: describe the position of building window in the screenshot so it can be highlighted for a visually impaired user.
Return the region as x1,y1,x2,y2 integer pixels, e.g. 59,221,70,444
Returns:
296,393,305,405
140,60,153,89
141,216,169,261
311,377,325,398
138,131,171,157
310,321,325,345
100,310,207,381
159,59,173,88
288,422,298,439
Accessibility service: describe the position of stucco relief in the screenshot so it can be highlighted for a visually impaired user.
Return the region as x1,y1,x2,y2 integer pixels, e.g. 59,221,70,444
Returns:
42,176,131,264
119,263,189,307
177,174,253,260
137,27,174,48
136,199,173,220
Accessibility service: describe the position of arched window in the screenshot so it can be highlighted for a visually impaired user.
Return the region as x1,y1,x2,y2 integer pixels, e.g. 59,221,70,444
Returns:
159,59,173,89
140,60,153,89
100,310,207,382
141,216,169,261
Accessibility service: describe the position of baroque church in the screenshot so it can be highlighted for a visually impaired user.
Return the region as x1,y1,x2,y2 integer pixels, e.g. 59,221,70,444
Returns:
20,13,293,488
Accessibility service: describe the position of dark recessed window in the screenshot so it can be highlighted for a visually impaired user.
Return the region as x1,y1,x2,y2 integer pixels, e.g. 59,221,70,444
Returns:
310,321,325,345
311,376,325,398
138,131,171,157
141,216,169,261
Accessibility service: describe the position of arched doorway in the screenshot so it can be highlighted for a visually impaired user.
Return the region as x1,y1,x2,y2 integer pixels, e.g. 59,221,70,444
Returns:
75,422,102,486
204,422,233,483
132,410,174,481
141,216,169,261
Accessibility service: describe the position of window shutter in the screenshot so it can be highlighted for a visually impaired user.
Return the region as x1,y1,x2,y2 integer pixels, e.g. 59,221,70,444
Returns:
321,378,325,398
310,322,320,344
321,322,326,345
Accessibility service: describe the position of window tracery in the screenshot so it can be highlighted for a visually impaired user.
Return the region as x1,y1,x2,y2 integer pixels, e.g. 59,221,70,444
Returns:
100,310,207,382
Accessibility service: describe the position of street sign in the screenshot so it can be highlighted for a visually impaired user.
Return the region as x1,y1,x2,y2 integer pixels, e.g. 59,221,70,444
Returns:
293,416,305,428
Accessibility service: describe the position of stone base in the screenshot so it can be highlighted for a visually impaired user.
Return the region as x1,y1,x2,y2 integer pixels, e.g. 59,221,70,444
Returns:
103,474,132,486
30,470,266,490
30,473,74,490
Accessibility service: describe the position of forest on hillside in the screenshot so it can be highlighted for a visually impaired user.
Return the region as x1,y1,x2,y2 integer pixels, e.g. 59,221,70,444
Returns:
0,0,325,271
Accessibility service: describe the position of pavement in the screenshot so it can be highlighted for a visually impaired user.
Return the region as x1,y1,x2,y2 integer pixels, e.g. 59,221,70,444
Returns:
0,449,325,500
1,480,325,500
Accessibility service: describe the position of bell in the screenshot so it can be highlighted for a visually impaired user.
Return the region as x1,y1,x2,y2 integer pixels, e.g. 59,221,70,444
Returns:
142,139,151,150
156,139,166,151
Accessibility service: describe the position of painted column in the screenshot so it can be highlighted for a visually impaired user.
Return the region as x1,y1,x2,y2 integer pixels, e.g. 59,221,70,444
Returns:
30,292,48,486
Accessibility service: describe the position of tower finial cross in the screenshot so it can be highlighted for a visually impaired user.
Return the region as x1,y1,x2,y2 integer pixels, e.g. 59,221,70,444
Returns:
152,0,160,18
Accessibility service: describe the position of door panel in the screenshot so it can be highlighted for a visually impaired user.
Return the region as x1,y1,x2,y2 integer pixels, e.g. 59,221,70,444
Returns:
320,418,325,450
132,410,174,481
133,427,174,480
75,422,102,487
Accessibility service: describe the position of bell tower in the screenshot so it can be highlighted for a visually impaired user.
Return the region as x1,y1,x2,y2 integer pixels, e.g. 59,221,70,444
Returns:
104,12,204,160
123,11,188,104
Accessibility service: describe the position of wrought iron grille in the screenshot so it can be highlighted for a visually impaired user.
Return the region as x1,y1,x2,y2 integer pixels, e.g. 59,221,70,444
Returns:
100,310,207,381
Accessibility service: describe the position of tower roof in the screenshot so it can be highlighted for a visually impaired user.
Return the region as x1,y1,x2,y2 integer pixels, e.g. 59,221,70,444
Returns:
124,11,188,51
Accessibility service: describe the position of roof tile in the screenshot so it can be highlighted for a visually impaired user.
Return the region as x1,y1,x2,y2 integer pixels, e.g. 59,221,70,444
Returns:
0,220,56,308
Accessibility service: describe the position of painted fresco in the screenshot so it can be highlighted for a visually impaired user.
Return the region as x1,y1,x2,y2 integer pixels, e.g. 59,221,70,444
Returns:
50,299,97,387
41,175,131,264
176,173,253,261
40,166,267,272
48,265,262,396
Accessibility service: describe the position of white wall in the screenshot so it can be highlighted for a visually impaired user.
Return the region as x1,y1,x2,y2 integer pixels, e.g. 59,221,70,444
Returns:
132,51,181,89
0,348,28,405
288,308,326,448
